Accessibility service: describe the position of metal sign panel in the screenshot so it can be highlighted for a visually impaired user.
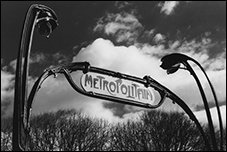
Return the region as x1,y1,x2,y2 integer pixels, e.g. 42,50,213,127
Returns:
80,72,155,104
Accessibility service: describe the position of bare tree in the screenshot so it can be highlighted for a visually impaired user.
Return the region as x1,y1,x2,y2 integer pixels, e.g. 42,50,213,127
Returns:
141,110,206,151
108,120,151,151
2,108,224,151
28,111,60,151
1,117,13,151
108,110,207,151
57,110,109,151
28,109,110,151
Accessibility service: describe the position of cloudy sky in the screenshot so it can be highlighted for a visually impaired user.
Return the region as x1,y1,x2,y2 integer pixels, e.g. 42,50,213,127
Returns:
1,1,226,126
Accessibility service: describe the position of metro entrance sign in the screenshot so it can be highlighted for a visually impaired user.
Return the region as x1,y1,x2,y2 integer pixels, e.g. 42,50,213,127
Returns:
81,72,155,104
18,61,210,151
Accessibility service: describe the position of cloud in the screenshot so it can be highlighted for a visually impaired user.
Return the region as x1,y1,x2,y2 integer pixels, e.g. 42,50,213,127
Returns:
1,4,226,123
114,1,132,10
1,60,42,118
1,68,15,117
1,2,225,127
194,105,226,128
51,52,71,64
74,37,226,102
207,51,226,71
1,69,14,101
159,1,179,15
71,37,225,122
7,52,47,72
93,12,143,45
73,38,162,78
30,52,46,64
153,33,166,43
142,29,155,39
1,35,226,125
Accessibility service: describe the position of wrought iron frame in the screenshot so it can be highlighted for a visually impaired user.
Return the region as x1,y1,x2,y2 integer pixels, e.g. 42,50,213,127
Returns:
23,61,211,150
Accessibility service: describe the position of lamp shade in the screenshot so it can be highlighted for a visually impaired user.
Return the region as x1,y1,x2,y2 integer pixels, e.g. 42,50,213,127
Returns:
160,53,190,74
166,63,181,74
36,9,58,37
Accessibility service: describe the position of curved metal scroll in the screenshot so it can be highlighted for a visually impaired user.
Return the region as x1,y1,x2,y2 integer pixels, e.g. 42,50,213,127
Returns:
24,61,210,150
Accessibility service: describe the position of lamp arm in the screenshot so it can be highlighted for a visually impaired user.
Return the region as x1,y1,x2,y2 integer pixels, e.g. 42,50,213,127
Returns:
13,4,41,151
13,4,58,150
184,61,217,150
169,92,211,150
189,58,224,150
21,5,40,110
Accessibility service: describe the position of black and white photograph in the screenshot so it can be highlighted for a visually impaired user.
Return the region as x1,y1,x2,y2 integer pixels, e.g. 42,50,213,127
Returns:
1,1,226,151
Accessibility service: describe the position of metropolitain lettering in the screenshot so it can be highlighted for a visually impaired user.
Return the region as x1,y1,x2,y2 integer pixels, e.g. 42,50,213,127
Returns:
81,73,154,102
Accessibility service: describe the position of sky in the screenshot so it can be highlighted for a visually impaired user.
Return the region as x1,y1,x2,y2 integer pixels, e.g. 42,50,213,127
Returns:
1,1,226,127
